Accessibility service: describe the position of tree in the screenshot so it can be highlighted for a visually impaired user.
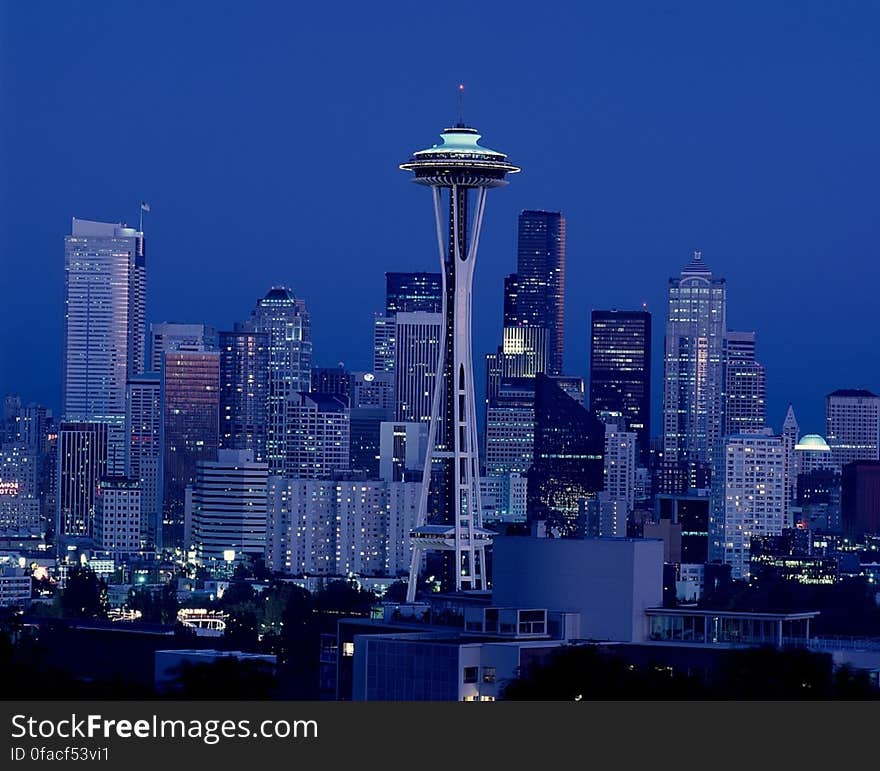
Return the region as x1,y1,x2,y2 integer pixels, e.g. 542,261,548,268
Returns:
60,566,108,619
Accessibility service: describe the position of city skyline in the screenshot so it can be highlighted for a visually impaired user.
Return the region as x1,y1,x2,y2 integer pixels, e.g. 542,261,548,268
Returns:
4,4,880,436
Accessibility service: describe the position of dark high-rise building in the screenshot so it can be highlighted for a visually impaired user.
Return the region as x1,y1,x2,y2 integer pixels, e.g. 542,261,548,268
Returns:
311,365,352,402
656,494,710,564
589,309,651,463
504,210,566,375
218,330,269,461
528,373,605,536
841,460,880,536
161,350,219,549
56,422,109,540
385,272,443,315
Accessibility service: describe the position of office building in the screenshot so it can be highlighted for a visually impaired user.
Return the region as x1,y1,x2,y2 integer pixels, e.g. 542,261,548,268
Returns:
372,315,397,374
218,329,269,460
528,373,605,536
186,449,268,563
311,366,351,400
841,461,880,537
379,421,427,482
656,494,710,564
249,287,312,474
589,309,651,463
56,422,109,539
602,423,637,537
710,431,785,579
724,331,766,435
662,252,726,466
826,389,880,469
283,393,349,479
503,210,566,376
385,271,443,315
149,323,216,374
485,377,535,476
161,350,220,549
0,443,40,535
125,374,162,548
94,477,142,556
62,218,146,422
393,311,442,425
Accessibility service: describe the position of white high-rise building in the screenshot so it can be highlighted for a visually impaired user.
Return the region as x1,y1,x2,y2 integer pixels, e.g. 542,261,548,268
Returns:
393,311,442,425
0,443,40,535
710,430,785,579
662,252,726,466
249,287,312,475
283,393,349,479
126,374,161,548
826,389,880,470
266,477,420,577
63,218,146,422
602,424,636,537
485,377,534,476
94,478,142,556
186,449,268,563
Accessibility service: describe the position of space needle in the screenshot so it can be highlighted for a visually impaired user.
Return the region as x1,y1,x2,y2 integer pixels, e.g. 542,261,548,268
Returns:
400,88,520,602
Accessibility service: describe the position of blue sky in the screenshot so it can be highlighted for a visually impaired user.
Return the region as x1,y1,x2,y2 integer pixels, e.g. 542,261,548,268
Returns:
2,1,879,434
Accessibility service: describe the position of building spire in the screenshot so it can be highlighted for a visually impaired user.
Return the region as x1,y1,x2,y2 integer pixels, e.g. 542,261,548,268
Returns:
457,83,465,127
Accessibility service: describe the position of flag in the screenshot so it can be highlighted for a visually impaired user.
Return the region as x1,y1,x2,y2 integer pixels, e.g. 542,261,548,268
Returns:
140,201,151,212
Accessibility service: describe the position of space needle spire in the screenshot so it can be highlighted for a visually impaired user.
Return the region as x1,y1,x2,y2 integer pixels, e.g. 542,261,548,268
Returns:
400,95,520,602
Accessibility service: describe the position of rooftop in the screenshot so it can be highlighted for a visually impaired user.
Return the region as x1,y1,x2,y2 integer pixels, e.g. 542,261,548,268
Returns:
828,389,879,399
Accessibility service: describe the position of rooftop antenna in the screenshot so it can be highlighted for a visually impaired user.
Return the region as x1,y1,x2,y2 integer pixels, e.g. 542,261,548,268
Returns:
457,83,465,126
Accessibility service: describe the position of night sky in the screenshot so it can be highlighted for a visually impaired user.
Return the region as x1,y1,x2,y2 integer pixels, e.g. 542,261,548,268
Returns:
3,1,879,435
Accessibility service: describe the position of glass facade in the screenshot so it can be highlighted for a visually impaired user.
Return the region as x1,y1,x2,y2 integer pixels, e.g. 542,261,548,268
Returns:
161,351,219,549
218,330,269,461
589,309,651,464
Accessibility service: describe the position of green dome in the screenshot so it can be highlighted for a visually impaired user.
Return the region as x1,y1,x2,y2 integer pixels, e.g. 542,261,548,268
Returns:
795,434,831,452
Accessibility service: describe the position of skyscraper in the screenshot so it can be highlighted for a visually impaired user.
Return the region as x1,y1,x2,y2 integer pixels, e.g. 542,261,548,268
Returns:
186,449,268,564
160,350,220,549
781,404,800,528
504,210,566,376
710,430,785,579
249,287,312,474
126,374,162,548
589,309,651,463
218,329,269,461
528,373,606,536
399,115,519,599
393,312,443,425
826,389,880,470
63,218,146,421
601,423,637,537
662,251,727,467
385,272,443,315
485,377,535,476
724,331,766,435
56,422,109,539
